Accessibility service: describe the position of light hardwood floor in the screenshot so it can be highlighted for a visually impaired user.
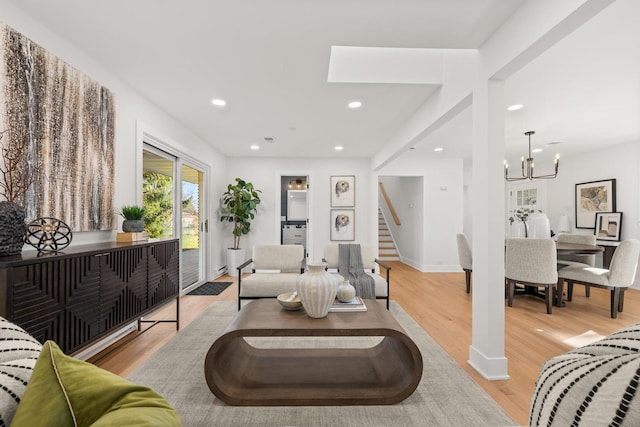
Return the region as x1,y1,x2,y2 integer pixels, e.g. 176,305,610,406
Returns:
90,262,640,426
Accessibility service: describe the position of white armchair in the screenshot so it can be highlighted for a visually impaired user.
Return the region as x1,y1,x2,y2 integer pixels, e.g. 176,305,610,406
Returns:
236,245,305,310
557,239,640,318
505,238,558,314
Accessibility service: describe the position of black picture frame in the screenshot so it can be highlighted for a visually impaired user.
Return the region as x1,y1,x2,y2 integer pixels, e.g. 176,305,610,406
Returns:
574,179,616,229
594,212,623,241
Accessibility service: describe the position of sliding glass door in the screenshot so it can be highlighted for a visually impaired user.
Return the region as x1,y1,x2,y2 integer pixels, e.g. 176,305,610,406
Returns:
142,144,207,291
180,164,205,288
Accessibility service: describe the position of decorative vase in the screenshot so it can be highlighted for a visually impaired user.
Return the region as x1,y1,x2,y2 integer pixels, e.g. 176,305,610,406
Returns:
122,219,145,232
296,262,337,318
528,213,551,238
0,201,26,256
336,279,356,303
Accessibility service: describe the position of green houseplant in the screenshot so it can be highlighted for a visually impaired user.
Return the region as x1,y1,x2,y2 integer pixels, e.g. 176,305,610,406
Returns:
220,178,261,276
119,205,146,232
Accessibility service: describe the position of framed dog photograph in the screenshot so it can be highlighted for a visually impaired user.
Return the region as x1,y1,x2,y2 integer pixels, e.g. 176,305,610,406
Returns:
330,175,355,207
330,209,354,241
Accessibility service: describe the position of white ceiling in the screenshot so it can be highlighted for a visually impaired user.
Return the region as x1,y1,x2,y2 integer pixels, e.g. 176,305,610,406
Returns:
5,0,639,166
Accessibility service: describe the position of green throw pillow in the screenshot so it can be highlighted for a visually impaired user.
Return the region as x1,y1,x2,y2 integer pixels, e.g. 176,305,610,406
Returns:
11,341,182,427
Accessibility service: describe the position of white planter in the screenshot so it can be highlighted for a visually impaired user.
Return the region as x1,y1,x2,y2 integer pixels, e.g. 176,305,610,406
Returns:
528,213,551,238
296,262,338,318
226,248,246,277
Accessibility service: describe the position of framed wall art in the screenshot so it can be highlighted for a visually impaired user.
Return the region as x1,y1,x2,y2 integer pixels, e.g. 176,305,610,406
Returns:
330,175,355,207
330,209,354,241
575,179,616,229
594,212,622,241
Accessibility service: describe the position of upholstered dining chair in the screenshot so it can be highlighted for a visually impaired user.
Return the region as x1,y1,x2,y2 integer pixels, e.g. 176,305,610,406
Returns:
456,233,472,293
557,239,640,318
505,238,558,314
556,233,597,269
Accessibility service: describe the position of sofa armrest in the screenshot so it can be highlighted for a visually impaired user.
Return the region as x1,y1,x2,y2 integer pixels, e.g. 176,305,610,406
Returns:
237,258,253,310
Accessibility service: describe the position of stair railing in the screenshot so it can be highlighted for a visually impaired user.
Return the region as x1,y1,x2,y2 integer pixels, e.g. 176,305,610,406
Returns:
378,182,401,226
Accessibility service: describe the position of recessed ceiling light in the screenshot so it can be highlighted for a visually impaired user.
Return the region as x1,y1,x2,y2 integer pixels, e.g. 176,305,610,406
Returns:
250,145,260,150
211,98,227,107
410,146,416,150
434,147,444,152
334,145,344,151
545,141,561,146
264,137,275,143
348,101,362,109
532,148,543,153
507,104,523,111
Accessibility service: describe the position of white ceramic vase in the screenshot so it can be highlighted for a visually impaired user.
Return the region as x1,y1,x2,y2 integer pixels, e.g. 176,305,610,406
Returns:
336,279,356,303
296,262,337,318
528,212,551,238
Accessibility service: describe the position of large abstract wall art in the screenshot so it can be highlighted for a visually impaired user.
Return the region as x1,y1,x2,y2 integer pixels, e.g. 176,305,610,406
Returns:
0,24,115,231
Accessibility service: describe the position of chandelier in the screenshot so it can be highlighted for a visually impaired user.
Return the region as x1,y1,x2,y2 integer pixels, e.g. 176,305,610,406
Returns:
504,131,559,181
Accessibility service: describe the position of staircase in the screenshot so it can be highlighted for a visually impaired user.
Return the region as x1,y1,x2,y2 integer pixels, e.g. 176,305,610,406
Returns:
378,209,400,261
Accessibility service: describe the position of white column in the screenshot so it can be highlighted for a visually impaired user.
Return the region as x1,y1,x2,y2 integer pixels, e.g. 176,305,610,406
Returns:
468,77,509,380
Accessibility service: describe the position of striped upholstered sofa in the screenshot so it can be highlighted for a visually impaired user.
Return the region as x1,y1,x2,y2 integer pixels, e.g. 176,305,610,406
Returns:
530,322,640,426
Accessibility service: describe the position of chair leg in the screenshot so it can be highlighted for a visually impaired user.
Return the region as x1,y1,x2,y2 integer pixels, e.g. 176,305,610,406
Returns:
507,280,515,307
556,279,564,306
464,270,471,294
610,288,621,319
545,285,554,314
585,285,591,298
618,289,625,312
567,281,574,301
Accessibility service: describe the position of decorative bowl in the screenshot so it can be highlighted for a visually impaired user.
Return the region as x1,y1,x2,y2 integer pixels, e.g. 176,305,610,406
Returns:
277,292,303,310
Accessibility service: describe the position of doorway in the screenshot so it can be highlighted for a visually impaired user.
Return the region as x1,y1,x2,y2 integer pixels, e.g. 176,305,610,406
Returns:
280,176,308,257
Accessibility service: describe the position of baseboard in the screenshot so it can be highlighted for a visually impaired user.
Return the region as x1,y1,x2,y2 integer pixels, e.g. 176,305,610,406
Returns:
467,345,510,381
73,321,137,361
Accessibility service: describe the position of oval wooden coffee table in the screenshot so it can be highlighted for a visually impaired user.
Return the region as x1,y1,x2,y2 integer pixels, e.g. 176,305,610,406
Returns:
204,299,423,406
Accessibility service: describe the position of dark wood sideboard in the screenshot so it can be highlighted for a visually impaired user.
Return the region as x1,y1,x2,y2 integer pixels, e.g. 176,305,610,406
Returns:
0,239,180,354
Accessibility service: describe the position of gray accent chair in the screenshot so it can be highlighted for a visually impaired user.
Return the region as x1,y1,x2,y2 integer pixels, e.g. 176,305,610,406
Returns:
456,233,472,293
557,239,640,318
505,238,558,314
323,244,390,309
237,244,305,310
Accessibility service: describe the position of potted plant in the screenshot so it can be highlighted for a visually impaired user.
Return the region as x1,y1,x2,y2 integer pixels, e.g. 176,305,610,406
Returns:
119,205,146,232
220,178,261,276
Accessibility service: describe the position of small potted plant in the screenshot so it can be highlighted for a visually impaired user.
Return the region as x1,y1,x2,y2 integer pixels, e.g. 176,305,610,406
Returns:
119,205,146,233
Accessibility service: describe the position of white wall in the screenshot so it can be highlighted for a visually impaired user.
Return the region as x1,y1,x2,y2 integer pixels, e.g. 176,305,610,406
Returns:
2,5,228,278
378,154,464,271
224,157,373,263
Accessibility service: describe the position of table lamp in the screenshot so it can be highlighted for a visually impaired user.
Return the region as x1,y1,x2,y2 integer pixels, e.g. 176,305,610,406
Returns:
556,214,571,234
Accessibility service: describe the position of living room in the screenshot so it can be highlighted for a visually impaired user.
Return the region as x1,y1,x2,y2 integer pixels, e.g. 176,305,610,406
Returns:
1,0,640,426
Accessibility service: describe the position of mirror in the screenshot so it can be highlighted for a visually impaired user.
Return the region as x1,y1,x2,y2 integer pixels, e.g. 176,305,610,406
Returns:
287,190,307,220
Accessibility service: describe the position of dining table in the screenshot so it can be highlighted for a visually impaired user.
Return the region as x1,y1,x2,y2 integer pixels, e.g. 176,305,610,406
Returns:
555,241,604,256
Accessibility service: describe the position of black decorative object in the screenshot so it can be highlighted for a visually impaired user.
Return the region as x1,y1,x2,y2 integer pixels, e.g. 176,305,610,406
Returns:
0,201,26,256
25,217,72,253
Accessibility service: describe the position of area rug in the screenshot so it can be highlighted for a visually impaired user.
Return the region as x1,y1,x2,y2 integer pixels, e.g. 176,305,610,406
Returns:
128,301,517,427
187,282,232,296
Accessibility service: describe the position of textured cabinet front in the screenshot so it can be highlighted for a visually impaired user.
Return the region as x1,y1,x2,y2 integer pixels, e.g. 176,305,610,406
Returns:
0,239,179,354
